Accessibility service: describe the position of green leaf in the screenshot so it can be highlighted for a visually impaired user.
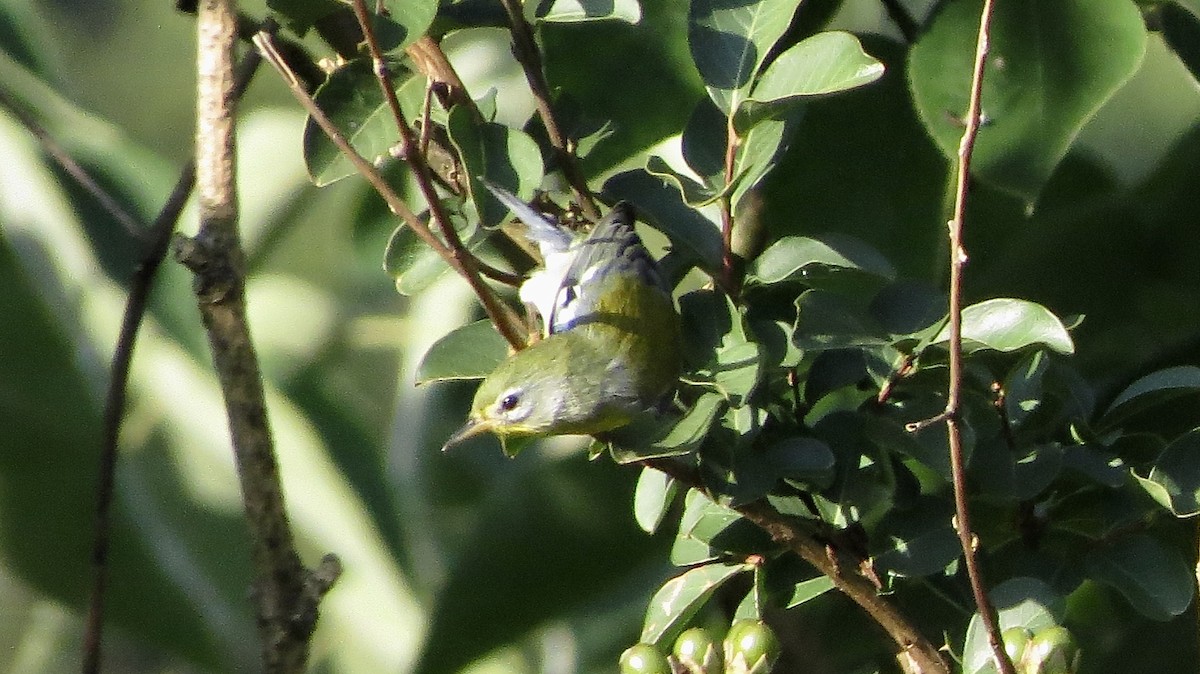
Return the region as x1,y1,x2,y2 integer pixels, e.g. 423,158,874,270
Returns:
641,562,747,645
302,61,424,186
793,289,889,352
603,170,726,274
1144,429,1200,516
634,467,679,534
378,0,439,52
415,319,509,383
1102,365,1200,424
610,393,727,463
536,0,642,23
764,436,836,488
447,106,545,228
870,497,960,578
908,0,1146,204
934,298,1074,354
688,0,802,112
964,578,1063,674
750,234,896,285
782,575,835,608
970,440,1063,501
1085,533,1194,621
736,31,885,131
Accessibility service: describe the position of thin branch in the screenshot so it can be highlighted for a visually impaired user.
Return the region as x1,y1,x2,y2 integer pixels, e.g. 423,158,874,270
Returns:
643,459,949,674
928,0,1014,671
348,1,527,319
81,34,264,674
0,90,146,243
495,0,599,221
181,3,337,671
252,30,527,349
720,114,738,294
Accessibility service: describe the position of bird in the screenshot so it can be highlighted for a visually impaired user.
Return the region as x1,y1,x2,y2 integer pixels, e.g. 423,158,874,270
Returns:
443,185,681,454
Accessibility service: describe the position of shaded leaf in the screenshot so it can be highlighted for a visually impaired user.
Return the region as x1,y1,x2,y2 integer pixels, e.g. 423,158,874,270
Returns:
871,497,959,578
1102,365,1200,425
1144,429,1200,517
1085,533,1194,621
447,106,545,228
909,0,1146,204
604,169,726,273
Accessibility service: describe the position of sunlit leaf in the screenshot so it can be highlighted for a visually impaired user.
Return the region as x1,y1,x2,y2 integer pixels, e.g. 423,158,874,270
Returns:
934,298,1074,354
447,106,545,228
640,562,747,645
750,233,896,285
688,0,802,112
736,31,885,131
634,467,678,534
963,578,1062,674
1144,429,1200,517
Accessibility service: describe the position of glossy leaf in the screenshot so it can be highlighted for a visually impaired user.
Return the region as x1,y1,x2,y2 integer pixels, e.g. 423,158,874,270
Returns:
793,289,889,351
909,0,1146,204
736,31,885,131
688,0,802,112
1085,533,1194,621
611,393,727,463
415,319,509,383
641,562,747,645
604,169,726,273
934,298,1075,355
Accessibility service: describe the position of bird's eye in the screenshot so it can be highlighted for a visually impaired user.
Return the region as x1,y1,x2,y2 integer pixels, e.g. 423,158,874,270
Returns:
499,392,521,411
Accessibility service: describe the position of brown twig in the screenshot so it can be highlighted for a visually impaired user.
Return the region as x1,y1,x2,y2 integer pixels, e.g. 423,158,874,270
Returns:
348,0,527,324
80,32,265,674
643,459,949,674
720,114,739,294
179,3,338,671
916,0,1014,671
495,0,599,221
252,30,526,348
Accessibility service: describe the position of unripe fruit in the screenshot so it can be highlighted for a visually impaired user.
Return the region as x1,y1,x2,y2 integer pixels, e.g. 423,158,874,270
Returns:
1020,625,1079,674
1001,627,1033,663
619,643,671,674
673,626,722,674
723,620,782,674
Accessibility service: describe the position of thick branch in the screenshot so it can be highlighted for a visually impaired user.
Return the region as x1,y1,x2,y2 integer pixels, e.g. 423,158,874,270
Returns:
182,3,338,672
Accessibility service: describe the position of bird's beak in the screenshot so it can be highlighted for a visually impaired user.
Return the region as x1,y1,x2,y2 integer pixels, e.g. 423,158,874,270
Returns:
442,416,491,451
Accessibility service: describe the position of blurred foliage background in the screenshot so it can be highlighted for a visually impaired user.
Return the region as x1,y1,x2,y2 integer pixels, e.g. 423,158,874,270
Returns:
1,0,1199,672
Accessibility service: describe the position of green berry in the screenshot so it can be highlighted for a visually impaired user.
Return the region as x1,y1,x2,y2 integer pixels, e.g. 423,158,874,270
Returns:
673,626,722,674
1021,626,1079,674
1001,627,1033,663
619,643,671,674
723,620,782,674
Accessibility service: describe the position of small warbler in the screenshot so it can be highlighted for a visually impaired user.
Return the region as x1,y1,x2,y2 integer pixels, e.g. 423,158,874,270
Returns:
444,188,681,453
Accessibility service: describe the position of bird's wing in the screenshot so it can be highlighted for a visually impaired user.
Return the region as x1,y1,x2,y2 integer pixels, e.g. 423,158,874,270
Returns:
548,202,670,334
